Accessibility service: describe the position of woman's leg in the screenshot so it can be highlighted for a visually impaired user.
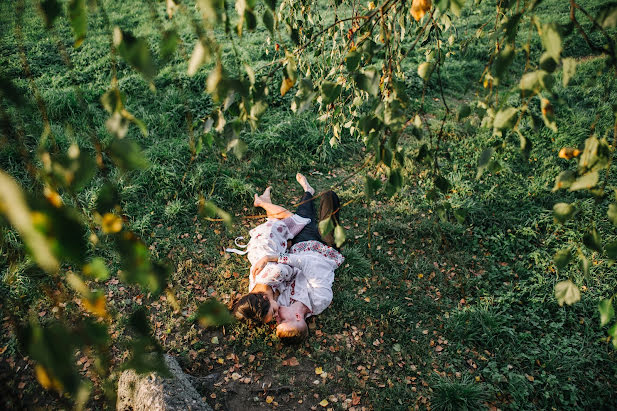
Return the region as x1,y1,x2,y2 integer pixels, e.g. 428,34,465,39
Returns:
254,187,293,219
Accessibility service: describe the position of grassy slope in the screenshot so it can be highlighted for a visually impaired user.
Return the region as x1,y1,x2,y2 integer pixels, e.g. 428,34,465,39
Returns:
1,0,617,409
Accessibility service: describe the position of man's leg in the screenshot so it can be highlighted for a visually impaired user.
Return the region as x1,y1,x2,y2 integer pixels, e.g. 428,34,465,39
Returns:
291,191,322,245
318,190,340,248
291,174,322,245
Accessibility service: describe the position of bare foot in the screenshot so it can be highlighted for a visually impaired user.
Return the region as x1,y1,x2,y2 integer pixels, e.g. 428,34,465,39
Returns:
296,173,314,195
261,186,272,203
254,187,272,207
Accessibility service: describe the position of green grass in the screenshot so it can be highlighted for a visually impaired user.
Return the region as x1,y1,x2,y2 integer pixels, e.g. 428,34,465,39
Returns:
2,0,617,409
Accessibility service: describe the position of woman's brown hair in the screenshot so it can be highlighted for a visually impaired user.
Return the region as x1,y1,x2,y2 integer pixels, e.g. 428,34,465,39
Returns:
231,292,270,323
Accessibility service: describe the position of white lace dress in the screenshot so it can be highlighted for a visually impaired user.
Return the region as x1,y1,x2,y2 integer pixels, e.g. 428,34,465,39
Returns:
247,214,310,293
275,240,344,317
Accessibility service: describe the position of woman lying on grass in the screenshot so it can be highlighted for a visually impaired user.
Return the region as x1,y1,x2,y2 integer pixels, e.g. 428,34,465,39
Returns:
232,173,344,343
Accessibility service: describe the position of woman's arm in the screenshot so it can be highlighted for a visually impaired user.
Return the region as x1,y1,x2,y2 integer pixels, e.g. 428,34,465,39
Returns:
250,255,280,278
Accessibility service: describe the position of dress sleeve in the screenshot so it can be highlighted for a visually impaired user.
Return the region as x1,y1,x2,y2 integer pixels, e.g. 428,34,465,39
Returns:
277,253,305,269
281,214,311,237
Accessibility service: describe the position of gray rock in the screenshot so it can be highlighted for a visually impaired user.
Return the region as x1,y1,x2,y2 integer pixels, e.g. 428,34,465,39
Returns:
117,354,213,411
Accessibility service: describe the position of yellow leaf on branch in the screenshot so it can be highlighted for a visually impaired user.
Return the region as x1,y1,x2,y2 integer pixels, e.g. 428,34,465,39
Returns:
411,0,431,21
558,147,581,160
280,77,295,96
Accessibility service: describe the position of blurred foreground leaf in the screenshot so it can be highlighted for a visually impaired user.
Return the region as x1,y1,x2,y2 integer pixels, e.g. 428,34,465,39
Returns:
555,280,581,306
599,298,615,327
67,0,86,47
0,171,59,273
196,299,234,328
113,28,157,81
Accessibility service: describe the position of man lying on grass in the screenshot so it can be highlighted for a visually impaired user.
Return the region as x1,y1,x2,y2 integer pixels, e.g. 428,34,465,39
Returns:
232,173,344,343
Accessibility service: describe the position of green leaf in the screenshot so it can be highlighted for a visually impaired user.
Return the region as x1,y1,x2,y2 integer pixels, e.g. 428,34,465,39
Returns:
364,176,381,198
553,202,576,223
263,9,274,33
264,0,276,10
609,323,617,348
555,280,581,306
554,247,572,270
569,171,599,191
319,216,334,237
198,198,233,228
19,321,82,395
196,299,234,328
40,0,62,28
83,258,110,281
493,44,515,80
434,175,451,193
552,170,576,191
518,131,532,158
386,168,403,197
450,0,465,17
321,81,342,105
562,57,576,86
334,225,346,248
502,12,522,42
0,172,59,273
579,251,590,276
493,107,518,132
539,52,557,73
578,136,611,172
113,28,157,81
227,138,247,160
187,41,210,76
456,104,471,121
605,240,617,259
346,51,362,72
116,234,168,294
417,62,434,81
599,298,615,326
160,30,179,62
540,23,562,60
453,208,467,224
353,68,380,96
67,0,87,47
110,139,148,171
197,0,225,23
123,309,169,375
541,98,557,132
597,4,617,28
96,182,120,214
519,70,553,94
476,147,494,178
435,204,447,222
583,228,603,253
0,74,25,106
244,9,257,31
487,159,502,174
608,203,617,225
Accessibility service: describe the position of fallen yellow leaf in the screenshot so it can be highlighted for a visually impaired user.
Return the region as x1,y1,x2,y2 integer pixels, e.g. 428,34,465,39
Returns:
315,366,323,375
319,399,329,407
266,395,274,403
